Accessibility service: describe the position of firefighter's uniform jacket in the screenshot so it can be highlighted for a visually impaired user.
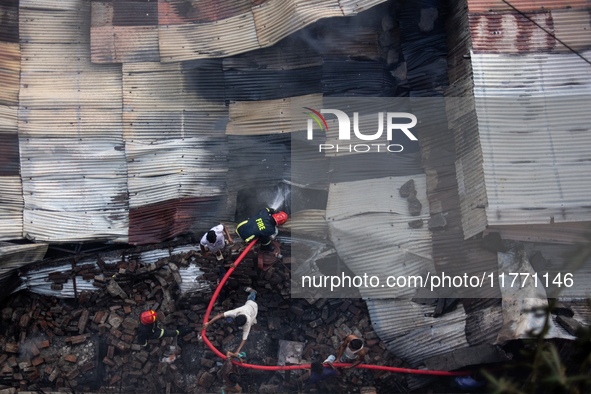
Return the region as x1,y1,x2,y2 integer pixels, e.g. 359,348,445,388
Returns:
137,321,177,346
236,208,277,246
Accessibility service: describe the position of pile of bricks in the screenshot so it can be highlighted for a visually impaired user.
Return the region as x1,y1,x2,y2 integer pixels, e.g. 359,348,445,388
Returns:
182,244,407,393
0,248,208,393
0,242,407,393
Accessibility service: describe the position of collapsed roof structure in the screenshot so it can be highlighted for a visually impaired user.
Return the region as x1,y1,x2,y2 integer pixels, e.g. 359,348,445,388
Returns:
0,0,590,391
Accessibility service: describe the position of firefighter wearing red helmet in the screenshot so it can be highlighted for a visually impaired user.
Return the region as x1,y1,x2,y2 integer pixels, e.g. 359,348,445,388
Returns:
137,310,191,347
236,208,287,251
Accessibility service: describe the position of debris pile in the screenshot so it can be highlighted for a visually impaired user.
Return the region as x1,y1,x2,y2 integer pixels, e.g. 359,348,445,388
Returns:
0,244,405,393
0,250,204,393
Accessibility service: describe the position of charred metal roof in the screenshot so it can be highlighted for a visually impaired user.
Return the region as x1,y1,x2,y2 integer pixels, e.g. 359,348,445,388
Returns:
0,1,21,243
326,175,435,299
446,0,591,240
367,299,469,366
466,0,590,13
90,0,389,63
0,242,47,300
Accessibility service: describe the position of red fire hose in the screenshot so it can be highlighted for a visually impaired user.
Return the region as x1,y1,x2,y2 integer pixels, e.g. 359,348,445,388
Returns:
200,239,470,376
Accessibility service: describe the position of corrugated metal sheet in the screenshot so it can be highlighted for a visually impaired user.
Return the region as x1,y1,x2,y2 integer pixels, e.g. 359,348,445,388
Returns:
0,107,19,177
327,152,423,182
326,175,435,298
152,0,385,63
0,1,19,44
122,60,227,141
19,0,80,11
18,108,123,139
398,0,449,96
0,177,23,241
485,222,589,244
121,59,231,244
367,299,469,366
290,149,331,191
18,38,122,110
316,24,381,59
252,0,343,48
445,0,474,86
20,171,127,213
90,2,160,63
464,299,503,345
226,94,322,135
158,11,261,62
19,1,129,243
339,0,388,16
523,242,591,299
566,300,591,324
447,3,591,239
0,42,20,106
283,209,329,239
445,74,475,98
16,260,102,298
159,0,255,25
18,135,129,242
111,1,159,27
222,39,323,71
1,6,22,243
452,103,488,239
0,243,47,269
126,137,228,208
471,52,591,226
418,97,500,296
552,8,591,52
91,26,160,64
22,210,127,243
224,66,323,101
227,134,291,189
470,11,556,53
471,33,591,67
129,196,230,245
17,244,208,297
122,59,226,114
124,110,229,141
470,9,591,54
322,59,391,96
497,250,576,342
0,102,22,240
0,242,47,301
467,0,591,13
20,7,91,44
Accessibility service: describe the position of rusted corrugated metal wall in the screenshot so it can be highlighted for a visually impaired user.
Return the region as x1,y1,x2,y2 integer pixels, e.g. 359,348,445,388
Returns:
445,0,591,239
121,59,232,244
394,0,499,294
90,0,389,63
5,0,397,246
91,1,160,63
18,0,128,243
466,0,590,13
0,0,23,241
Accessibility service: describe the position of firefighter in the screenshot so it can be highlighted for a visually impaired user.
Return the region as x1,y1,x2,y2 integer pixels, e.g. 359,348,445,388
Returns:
137,310,190,346
235,208,287,252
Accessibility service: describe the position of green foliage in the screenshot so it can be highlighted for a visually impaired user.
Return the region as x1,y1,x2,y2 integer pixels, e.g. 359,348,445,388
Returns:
484,232,591,394
484,301,591,394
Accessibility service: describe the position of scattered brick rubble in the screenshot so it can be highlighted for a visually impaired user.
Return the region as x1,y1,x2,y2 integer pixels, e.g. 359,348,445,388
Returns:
0,243,407,393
